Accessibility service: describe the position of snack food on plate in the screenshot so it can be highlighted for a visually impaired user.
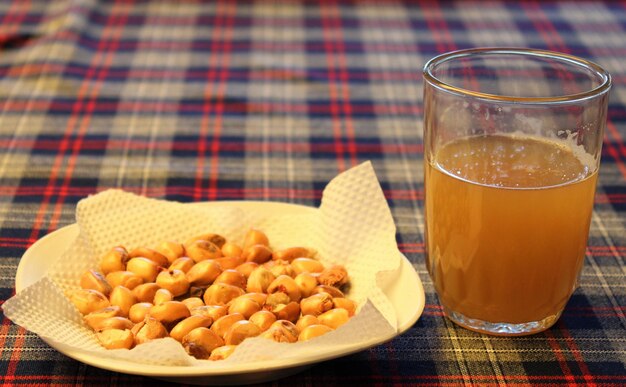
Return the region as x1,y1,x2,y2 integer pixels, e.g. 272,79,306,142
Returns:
68,228,354,360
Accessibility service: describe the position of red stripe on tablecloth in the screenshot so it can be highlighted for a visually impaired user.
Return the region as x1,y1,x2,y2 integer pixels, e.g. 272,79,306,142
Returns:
0,99,423,115
0,138,422,153
0,0,28,44
521,1,570,54
418,0,456,54
321,3,346,173
11,61,626,83
606,119,626,157
195,3,222,202
4,186,626,206
603,134,626,180
519,1,585,98
331,0,359,169
1,375,625,385
544,329,577,385
26,1,126,245
47,3,128,237
604,120,626,179
7,23,626,58
209,1,236,201
557,321,597,386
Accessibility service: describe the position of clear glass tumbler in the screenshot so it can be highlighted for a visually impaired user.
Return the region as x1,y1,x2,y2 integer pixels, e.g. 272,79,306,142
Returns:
423,48,611,335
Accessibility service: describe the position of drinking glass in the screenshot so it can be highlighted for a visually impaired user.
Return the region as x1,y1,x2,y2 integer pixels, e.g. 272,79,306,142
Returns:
422,48,611,335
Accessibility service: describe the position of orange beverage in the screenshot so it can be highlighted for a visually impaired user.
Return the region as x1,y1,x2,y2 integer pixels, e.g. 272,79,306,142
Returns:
425,133,597,327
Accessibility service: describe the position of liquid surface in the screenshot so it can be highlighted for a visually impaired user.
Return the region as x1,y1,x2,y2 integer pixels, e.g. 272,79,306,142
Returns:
425,134,597,324
435,134,590,188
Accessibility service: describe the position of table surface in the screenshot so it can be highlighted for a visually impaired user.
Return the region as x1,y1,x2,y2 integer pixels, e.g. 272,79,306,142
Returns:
1,1,625,385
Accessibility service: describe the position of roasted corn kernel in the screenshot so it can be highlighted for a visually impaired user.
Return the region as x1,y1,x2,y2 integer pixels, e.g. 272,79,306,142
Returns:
128,247,169,267
80,269,112,296
97,328,134,350
183,327,225,360
99,246,129,275
170,315,213,342
156,269,190,297
298,324,333,342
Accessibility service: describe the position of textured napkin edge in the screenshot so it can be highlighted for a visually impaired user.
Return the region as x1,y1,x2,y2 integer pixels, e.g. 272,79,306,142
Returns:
5,161,405,366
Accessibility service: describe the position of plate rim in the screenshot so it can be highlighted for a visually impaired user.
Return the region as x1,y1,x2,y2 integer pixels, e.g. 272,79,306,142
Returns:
14,200,425,378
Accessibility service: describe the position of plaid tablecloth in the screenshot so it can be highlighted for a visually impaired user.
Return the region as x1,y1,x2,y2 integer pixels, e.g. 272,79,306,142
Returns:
1,0,625,385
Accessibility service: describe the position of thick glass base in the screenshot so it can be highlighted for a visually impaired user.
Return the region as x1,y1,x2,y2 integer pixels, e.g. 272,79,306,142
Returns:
443,307,561,336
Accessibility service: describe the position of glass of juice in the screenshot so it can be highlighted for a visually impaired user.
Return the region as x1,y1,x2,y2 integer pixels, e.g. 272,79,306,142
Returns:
422,48,611,335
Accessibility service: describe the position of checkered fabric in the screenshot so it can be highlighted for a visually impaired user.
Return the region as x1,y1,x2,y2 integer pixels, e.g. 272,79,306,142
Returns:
1,0,625,385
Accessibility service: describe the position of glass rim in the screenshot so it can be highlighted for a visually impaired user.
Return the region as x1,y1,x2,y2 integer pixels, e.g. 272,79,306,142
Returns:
423,47,612,103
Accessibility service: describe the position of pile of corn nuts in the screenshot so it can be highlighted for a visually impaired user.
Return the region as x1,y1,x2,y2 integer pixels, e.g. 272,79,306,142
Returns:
68,228,354,360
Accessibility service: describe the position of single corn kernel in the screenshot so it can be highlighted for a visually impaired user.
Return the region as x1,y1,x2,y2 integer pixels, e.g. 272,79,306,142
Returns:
208,345,237,361
186,259,223,287
259,320,298,343
132,316,168,345
128,247,169,267
185,240,223,262
184,233,226,249
264,292,290,310
126,257,161,283
69,289,110,315
181,297,204,310
105,271,143,290
99,246,129,275
242,244,273,264
109,286,137,317
221,242,243,258
213,255,245,270
246,267,276,294
79,269,112,296
294,272,318,298
153,288,174,305
190,305,228,321
272,247,310,263
228,297,261,319
210,313,245,339
168,256,195,273
318,265,349,288
128,302,153,324
224,320,261,345
243,228,269,249
298,324,333,342
295,314,320,333
203,283,245,306
154,241,185,264
333,297,358,316
318,308,350,330
169,315,213,342
272,301,301,323
300,292,334,316
267,275,301,302
213,269,247,289
291,257,324,274
83,306,123,330
156,269,190,297
97,329,134,350
238,292,267,306
92,316,134,332
234,261,258,278
149,301,190,325
183,327,225,360
312,285,345,298
264,260,295,278
132,282,160,303
249,310,277,332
